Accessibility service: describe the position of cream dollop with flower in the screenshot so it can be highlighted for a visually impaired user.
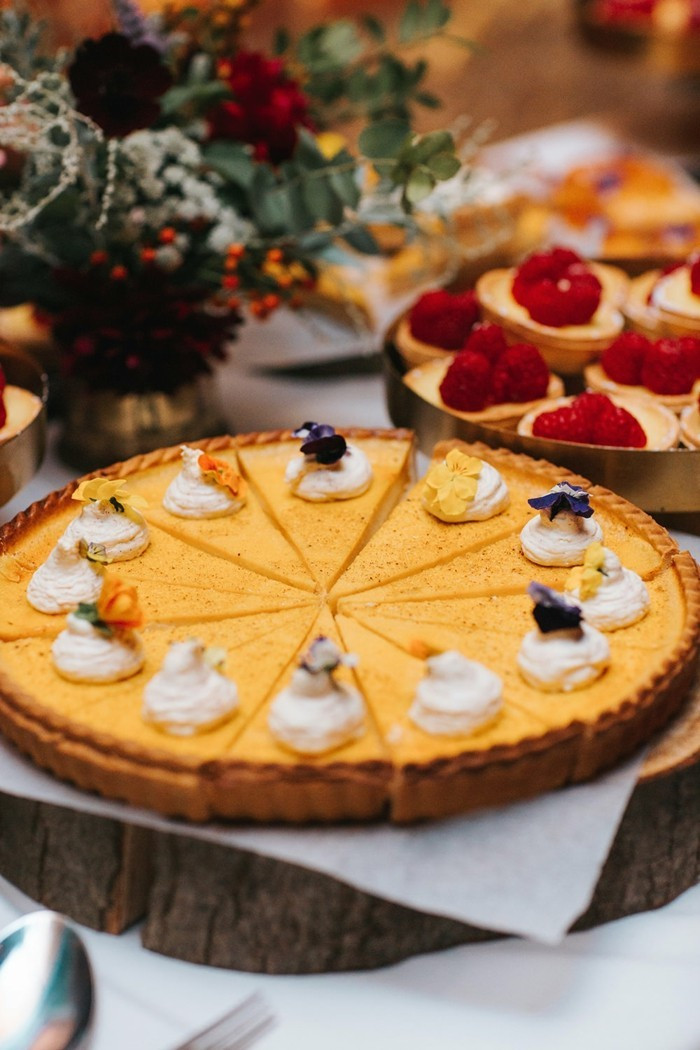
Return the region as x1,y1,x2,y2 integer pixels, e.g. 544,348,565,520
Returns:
163,446,246,519
26,533,104,614
64,477,150,562
409,650,503,736
422,449,509,523
51,576,145,683
566,544,650,631
143,638,239,735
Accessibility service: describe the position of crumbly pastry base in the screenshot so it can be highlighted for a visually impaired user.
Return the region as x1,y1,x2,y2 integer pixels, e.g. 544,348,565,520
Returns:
0,432,697,823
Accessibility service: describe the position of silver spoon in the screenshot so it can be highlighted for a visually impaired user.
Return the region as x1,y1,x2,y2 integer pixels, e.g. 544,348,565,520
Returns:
0,910,94,1049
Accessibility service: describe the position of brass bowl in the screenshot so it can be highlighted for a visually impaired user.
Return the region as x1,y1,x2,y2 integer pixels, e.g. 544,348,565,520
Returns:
384,338,700,517
0,344,48,507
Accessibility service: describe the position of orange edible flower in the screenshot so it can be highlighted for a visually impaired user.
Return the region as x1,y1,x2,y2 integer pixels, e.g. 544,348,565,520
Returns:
198,453,246,498
97,576,144,631
158,227,177,244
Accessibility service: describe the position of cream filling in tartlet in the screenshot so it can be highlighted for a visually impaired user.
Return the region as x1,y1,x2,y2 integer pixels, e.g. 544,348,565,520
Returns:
566,548,649,631
520,509,603,567
63,500,150,562
268,666,366,754
409,650,503,736
517,623,610,692
163,446,244,519
0,386,43,443
26,535,103,614
285,443,373,502
680,401,700,448
651,267,700,321
52,613,144,683
143,639,238,735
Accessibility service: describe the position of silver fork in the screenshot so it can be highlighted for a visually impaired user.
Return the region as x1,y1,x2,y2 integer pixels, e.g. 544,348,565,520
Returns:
170,992,275,1050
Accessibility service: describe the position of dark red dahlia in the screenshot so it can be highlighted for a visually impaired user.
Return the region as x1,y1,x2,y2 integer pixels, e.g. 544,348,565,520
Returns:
208,51,313,164
512,247,602,327
68,33,173,138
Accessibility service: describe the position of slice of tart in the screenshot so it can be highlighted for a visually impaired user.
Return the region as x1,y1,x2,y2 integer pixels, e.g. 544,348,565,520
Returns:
235,428,414,590
206,607,392,821
0,605,318,820
120,443,316,592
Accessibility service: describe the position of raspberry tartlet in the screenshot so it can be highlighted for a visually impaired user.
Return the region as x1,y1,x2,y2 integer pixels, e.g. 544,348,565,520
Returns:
403,323,564,424
475,246,628,375
680,383,700,448
395,289,481,367
584,331,700,411
517,390,680,450
626,257,700,339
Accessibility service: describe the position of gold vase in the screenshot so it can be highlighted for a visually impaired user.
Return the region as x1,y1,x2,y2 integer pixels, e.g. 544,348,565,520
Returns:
59,375,226,472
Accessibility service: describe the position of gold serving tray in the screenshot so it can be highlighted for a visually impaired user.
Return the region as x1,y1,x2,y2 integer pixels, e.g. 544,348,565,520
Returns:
0,344,47,507
383,339,700,518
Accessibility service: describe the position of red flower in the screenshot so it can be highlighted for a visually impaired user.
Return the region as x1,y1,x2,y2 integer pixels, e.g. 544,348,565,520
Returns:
68,33,173,138
208,51,313,164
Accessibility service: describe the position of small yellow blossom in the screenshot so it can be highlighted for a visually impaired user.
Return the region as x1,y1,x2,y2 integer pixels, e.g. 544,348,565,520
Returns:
72,477,148,514
422,449,483,522
567,542,606,600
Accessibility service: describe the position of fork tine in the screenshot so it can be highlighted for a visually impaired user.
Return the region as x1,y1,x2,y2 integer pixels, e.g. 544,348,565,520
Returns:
170,992,274,1050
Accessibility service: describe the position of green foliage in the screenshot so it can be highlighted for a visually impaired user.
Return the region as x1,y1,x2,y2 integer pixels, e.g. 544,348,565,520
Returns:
0,9,60,81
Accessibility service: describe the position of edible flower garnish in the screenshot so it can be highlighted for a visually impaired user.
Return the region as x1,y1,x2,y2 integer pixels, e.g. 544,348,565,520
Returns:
422,449,483,519
528,481,593,520
300,636,358,675
75,575,144,636
72,477,148,515
202,645,227,672
567,542,607,600
198,452,246,498
528,582,583,634
294,422,347,465
78,539,111,565
408,638,443,660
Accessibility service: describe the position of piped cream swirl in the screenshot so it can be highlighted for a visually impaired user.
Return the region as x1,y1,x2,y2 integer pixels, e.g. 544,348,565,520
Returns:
162,446,245,519
26,535,103,614
409,650,503,736
52,613,144,683
517,623,610,692
63,500,149,562
520,509,603,566
285,443,373,502
268,666,365,754
143,639,238,735
566,548,649,630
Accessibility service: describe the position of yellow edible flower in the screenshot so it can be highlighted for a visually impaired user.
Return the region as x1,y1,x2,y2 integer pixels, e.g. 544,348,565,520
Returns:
422,449,483,522
316,132,346,160
567,541,606,601
72,477,148,516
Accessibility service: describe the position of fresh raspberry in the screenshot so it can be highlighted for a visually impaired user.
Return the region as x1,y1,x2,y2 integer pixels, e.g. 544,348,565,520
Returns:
532,406,591,444
641,338,698,394
409,289,480,350
512,247,602,327
595,401,647,447
600,331,651,385
690,257,700,296
0,365,5,429
462,322,508,364
490,343,550,403
439,350,492,412
678,335,700,381
571,390,612,422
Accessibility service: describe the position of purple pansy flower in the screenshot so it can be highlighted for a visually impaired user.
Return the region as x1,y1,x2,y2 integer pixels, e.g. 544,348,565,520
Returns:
528,583,583,634
300,636,357,675
528,482,593,521
293,422,347,465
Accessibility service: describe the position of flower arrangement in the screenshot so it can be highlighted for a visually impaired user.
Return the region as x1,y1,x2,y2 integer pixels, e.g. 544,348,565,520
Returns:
0,0,468,395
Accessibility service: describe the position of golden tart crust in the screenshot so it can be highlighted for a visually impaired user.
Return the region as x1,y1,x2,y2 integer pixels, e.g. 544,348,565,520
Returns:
0,432,697,823
583,362,696,413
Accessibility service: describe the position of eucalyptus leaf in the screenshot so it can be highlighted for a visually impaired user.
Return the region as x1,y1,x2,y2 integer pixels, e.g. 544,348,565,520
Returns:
405,167,435,204
160,80,229,116
359,118,410,159
273,27,290,54
399,0,422,42
203,142,255,189
342,225,381,254
303,175,344,226
426,152,461,179
409,129,454,163
362,15,386,42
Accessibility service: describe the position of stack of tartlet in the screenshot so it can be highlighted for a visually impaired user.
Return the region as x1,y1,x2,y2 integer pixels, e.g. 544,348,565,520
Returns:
394,245,700,453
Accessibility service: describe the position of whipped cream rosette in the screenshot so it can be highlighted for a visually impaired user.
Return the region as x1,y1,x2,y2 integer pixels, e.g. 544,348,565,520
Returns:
26,533,104,614
52,575,145,683
565,542,650,631
143,639,238,735
421,448,509,523
520,482,603,566
285,422,373,502
64,478,149,561
268,636,365,755
409,649,503,736
517,583,610,692
163,446,247,518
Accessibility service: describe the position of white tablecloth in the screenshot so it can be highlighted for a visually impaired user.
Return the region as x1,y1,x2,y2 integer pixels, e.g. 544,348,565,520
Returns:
2,349,700,1050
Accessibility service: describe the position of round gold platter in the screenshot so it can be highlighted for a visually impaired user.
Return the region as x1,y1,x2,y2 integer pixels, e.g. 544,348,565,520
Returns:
383,340,700,516
0,344,47,508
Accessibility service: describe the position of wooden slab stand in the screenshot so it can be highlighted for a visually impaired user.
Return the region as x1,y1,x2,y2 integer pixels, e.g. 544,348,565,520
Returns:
1,671,698,974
